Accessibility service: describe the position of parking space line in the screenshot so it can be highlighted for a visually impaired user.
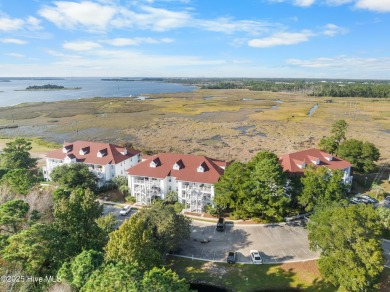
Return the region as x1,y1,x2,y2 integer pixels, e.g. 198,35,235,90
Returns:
301,248,309,255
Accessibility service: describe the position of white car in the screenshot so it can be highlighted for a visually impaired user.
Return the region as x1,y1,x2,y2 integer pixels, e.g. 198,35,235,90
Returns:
250,250,263,264
119,205,132,216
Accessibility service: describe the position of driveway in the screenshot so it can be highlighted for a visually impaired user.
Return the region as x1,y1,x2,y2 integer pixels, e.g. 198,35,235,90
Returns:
102,204,136,228
175,220,319,264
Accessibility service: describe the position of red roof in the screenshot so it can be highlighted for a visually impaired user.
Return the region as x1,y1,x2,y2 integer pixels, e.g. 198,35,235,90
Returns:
46,141,140,165
127,153,226,184
279,148,351,175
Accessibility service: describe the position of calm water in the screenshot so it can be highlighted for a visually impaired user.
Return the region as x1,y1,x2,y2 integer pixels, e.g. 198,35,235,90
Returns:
0,78,196,107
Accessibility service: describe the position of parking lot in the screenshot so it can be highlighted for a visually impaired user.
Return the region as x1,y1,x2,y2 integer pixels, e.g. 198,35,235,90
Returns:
102,204,137,227
176,220,319,264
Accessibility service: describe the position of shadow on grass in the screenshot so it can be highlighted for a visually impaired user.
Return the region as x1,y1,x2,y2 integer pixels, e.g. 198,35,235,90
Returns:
166,256,335,292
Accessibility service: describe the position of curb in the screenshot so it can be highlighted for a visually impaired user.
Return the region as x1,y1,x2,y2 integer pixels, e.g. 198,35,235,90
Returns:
169,254,320,264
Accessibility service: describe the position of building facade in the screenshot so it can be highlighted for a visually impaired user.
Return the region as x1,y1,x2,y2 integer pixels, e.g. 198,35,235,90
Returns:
43,141,141,187
278,148,353,185
127,153,227,213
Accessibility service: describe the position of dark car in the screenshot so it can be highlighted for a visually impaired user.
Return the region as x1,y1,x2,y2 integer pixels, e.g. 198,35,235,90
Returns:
227,251,237,264
216,217,225,232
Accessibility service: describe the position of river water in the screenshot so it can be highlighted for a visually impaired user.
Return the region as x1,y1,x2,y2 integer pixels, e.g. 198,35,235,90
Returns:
0,78,196,107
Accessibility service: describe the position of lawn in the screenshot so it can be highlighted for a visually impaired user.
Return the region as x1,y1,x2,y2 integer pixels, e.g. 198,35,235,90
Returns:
166,256,335,292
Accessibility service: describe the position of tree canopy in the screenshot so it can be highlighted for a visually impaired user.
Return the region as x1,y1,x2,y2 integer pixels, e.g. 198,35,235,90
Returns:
0,138,36,169
298,166,348,212
214,151,290,220
308,204,384,291
142,267,192,292
50,163,98,192
0,199,29,235
105,202,191,271
57,250,104,289
1,169,37,195
81,262,141,292
337,139,380,173
318,120,348,154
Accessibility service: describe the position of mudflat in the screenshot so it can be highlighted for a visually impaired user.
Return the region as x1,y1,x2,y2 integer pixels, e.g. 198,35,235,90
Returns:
0,89,388,163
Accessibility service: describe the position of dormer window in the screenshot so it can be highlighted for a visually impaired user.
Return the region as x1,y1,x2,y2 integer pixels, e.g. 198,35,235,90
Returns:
97,149,107,157
173,159,184,170
79,146,90,155
325,155,333,161
150,158,160,168
298,161,306,169
120,148,128,155
197,161,208,173
311,158,320,165
62,144,73,153
65,154,76,163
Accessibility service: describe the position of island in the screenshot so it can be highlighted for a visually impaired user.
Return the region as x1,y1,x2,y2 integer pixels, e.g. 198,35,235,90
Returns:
15,84,81,91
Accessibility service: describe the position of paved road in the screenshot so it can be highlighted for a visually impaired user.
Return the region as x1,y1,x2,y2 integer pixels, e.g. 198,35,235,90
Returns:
102,204,390,266
176,220,319,264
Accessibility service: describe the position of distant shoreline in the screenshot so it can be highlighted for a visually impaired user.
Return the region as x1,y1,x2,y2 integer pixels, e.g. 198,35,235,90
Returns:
14,87,81,91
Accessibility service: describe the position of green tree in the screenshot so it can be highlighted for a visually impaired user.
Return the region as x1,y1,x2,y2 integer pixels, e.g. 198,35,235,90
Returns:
0,138,36,169
337,139,380,173
1,169,37,195
376,206,390,230
298,166,348,212
57,250,104,289
106,202,190,271
81,262,141,292
215,152,289,220
2,223,61,276
50,163,98,192
142,267,191,292
214,161,247,212
318,120,348,154
308,204,384,291
0,199,29,235
54,188,107,254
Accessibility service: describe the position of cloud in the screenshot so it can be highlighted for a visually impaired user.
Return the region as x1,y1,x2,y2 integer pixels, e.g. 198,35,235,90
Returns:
248,30,313,48
0,17,24,31
63,41,102,51
6,53,25,58
287,56,390,71
102,37,174,46
0,15,42,32
294,0,316,7
355,0,390,12
39,1,117,31
0,38,27,45
322,24,348,36
38,1,278,34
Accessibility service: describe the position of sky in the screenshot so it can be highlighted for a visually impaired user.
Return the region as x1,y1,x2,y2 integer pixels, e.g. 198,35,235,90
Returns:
0,0,390,79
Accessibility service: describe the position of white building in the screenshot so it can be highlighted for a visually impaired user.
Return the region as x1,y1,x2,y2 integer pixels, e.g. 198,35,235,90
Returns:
43,141,141,187
127,153,228,213
278,148,353,185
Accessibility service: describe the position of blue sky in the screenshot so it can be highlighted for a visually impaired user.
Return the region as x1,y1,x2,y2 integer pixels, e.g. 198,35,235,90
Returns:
0,0,389,79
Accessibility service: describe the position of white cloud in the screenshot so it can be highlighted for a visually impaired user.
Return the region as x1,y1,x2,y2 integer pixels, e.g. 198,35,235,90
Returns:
196,18,276,35
63,41,102,51
322,23,348,36
38,1,278,34
26,17,43,30
0,38,27,45
248,30,313,48
287,56,390,72
103,37,173,46
0,17,24,31
355,0,390,12
294,0,316,7
39,1,117,31
6,53,25,58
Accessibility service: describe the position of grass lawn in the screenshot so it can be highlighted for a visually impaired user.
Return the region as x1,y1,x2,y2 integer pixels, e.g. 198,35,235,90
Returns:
166,256,335,291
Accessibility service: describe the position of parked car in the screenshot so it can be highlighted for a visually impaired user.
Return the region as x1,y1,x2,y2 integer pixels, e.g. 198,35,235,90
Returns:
250,250,263,264
227,251,237,264
216,217,225,232
361,195,377,204
119,205,132,216
350,197,362,204
385,196,390,204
